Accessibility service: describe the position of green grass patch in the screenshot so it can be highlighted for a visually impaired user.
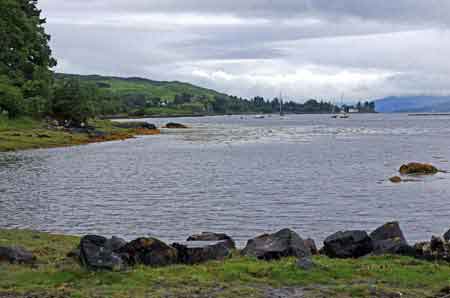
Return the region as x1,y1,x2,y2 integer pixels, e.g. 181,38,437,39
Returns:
1,229,450,297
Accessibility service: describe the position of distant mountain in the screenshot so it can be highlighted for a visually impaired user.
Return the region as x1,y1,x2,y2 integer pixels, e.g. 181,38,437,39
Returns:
374,96,450,113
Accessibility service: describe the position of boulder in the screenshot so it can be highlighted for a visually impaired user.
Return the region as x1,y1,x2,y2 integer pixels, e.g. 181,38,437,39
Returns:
303,238,318,255
0,246,35,264
187,232,236,250
323,230,373,258
79,235,126,271
114,121,157,130
443,228,450,242
399,162,438,175
172,240,231,264
296,257,315,271
370,222,412,255
118,237,178,267
242,229,311,260
164,122,188,129
413,236,450,262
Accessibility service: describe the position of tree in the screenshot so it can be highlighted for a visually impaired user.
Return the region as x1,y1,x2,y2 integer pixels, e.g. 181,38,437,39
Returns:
51,79,96,126
0,0,56,115
0,76,24,118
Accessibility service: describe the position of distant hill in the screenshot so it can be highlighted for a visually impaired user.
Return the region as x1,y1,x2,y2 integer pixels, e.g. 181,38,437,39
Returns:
55,73,229,103
54,73,240,116
54,73,341,117
374,96,450,113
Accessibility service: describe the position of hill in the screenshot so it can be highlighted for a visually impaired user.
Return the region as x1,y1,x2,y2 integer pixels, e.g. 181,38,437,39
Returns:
54,73,340,117
374,96,450,113
54,73,238,117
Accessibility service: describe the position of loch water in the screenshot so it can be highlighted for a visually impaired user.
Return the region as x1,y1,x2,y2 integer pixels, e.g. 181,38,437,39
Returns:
1,114,450,246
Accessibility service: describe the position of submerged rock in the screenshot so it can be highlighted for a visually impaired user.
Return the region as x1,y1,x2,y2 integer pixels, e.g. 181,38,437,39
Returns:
79,235,126,271
187,232,236,250
370,222,412,255
118,237,178,267
164,122,188,129
173,240,231,264
389,176,402,183
0,246,35,264
399,162,439,175
242,229,311,260
323,230,373,258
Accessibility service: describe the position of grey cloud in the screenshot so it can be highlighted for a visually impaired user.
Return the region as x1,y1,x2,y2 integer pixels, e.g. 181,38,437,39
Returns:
38,0,450,101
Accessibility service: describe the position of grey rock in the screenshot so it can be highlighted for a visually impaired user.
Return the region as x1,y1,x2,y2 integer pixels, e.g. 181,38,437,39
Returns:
370,222,412,255
296,257,315,271
114,121,157,130
79,235,126,271
323,230,373,258
187,232,236,250
173,240,232,264
0,246,35,264
242,229,311,260
443,228,450,242
118,237,178,267
303,238,318,255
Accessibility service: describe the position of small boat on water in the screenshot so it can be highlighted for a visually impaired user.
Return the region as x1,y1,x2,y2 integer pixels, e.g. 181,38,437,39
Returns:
332,113,350,119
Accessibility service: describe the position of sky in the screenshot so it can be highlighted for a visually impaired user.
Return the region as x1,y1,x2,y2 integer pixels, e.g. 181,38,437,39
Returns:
38,0,450,103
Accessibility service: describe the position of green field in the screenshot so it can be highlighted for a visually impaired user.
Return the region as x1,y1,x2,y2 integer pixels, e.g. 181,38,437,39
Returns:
55,74,224,103
1,229,449,298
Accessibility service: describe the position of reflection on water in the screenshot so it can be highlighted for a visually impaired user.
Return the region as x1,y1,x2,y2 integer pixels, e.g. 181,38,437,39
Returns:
1,114,450,246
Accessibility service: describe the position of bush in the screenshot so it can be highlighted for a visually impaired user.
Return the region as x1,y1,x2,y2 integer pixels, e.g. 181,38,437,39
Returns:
0,78,24,119
51,79,96,126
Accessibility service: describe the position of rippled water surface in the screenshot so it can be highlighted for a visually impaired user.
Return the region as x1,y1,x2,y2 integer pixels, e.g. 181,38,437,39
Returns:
1,114,450,246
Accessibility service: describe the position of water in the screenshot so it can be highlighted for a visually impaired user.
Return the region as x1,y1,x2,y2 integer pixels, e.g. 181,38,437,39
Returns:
1,114,450,246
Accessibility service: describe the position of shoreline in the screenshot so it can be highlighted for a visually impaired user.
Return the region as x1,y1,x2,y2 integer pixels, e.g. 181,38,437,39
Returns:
0,118,163,153
1,227,450,298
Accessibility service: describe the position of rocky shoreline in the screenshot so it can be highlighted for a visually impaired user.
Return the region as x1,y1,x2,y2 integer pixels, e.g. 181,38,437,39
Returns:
3,221,450,272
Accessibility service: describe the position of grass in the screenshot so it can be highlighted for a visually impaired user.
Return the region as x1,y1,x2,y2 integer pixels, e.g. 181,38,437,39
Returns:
56,73,225,103
0,116,160,152
1,229,450,298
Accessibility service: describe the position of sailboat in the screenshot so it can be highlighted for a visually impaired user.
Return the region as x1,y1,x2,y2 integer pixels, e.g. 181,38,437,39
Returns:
279,93,285,117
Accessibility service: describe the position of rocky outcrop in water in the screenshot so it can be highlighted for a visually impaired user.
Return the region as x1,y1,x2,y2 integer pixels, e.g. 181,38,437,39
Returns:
242,229,311,260
0,246,35,264
370,222,413,255
164,122,188,129
399,162,439,175
323,230,373,258
113,121,157,130
389,176,402,183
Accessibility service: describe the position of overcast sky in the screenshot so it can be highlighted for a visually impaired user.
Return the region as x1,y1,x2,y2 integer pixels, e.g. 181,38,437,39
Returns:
38,0,450,102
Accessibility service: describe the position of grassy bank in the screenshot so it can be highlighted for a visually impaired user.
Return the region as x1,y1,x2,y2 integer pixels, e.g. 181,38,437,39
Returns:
0,116,160,152
1,229,449,298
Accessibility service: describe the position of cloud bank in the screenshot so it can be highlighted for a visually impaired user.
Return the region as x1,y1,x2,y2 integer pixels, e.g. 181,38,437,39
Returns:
39,0,450,102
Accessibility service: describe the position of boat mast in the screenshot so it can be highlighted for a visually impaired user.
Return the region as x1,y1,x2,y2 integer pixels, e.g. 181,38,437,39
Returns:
279,92,283,116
